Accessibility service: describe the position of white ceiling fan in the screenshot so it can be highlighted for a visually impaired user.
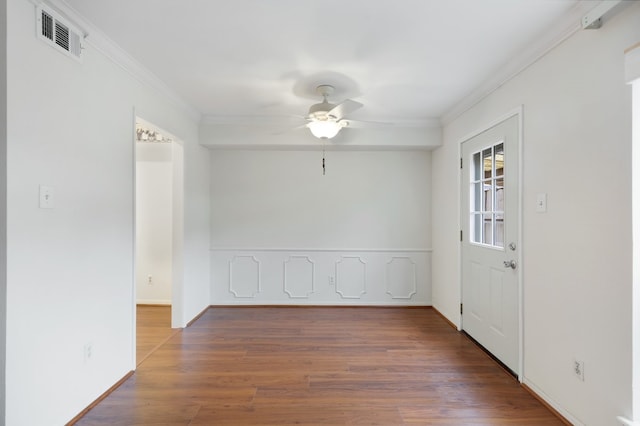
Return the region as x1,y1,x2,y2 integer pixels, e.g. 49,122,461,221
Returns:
305,84,363,139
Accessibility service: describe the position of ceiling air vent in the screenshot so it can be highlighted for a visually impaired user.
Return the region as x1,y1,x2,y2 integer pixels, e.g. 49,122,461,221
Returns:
36,5,84,61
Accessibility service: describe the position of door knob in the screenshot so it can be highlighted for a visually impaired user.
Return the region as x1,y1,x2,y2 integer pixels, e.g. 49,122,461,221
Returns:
503,260,517,269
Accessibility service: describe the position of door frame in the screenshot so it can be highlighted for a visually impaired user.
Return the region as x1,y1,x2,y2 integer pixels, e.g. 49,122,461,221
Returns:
131,112,185,367
457,106,524,381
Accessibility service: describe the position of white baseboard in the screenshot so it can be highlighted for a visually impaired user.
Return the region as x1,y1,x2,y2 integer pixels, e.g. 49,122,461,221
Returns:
523,378,583,425
136,299,171,305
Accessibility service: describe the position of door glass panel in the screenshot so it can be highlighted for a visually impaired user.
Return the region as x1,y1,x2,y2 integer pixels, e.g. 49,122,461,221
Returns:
494,143,504,177
495,177,504,212
470,142,505,248
483,215,492,245
483,149,492,178
483,183,492,212
494,217,504,247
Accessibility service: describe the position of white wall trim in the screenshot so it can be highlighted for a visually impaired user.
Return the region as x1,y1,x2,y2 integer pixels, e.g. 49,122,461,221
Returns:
210,247,433,253
440,2,594,125
523,379,584,426
283,255,315,299
229,255,261,298
210,301,432,307
385,257,418,300
204,144,438,152
457,106,524,147
43,0,201,123
201,115,441,129
136,299,171,306
335,256,367,299
211,249,432,306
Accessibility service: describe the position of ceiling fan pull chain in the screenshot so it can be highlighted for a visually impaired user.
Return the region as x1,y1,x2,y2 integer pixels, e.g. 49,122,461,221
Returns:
322,142,326,176
322,143,327,176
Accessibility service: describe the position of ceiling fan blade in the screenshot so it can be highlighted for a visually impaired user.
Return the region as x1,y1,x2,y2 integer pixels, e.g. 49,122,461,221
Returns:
327,99,363,120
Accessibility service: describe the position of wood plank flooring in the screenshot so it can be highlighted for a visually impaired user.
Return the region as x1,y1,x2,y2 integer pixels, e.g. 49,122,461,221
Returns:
76,307,564,425
136,305,176,365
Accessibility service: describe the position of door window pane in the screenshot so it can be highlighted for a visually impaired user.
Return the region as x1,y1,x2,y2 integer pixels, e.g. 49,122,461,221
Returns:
470,142,505,248
483,219,492,245
483,183,492,212
494,143,504,177
495,217,504,247
483,149,492,178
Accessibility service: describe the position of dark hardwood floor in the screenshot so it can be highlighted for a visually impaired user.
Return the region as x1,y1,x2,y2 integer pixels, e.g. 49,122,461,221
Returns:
76,307,564,425
136,305,177,365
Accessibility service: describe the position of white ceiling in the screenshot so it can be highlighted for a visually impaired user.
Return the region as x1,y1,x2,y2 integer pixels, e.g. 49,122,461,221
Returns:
62,0,600,125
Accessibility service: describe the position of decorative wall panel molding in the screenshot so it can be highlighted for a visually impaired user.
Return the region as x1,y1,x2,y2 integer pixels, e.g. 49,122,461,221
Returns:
229,256,261,298
335,257,367,299
283,256,315,299
385,257,417,299
211,249,432,306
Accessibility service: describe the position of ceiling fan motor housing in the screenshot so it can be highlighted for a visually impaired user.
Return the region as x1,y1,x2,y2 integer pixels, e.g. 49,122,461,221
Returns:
308,84,339,120
308,101,337,119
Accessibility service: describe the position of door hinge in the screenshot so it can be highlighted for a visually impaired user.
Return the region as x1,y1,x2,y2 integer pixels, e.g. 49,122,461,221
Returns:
460,303,463,314
460,230,463,242
460,157,463,169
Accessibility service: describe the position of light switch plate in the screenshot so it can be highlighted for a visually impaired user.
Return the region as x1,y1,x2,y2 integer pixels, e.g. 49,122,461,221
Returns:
39,185,55,209
536,193,547,213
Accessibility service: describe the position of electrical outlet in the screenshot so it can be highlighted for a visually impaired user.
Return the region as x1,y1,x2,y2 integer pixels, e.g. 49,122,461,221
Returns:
328,276,335,285
573,359,585,381
148,275,153,286
84,343,93,363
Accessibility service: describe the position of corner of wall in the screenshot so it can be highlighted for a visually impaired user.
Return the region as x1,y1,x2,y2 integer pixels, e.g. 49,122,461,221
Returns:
0,0,6,421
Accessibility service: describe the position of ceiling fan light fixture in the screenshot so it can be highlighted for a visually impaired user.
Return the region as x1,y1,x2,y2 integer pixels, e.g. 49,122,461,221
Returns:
308,120,342,139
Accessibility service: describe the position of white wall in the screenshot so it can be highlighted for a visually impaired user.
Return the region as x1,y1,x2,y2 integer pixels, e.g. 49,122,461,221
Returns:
633,79,640,425
135,142,172,304
209,149,432,305
0,0,7,421
432,4,639,424
5,0,210,424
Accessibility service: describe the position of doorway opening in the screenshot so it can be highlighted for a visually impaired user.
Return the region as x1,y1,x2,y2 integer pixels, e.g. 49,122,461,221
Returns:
134,117,184,364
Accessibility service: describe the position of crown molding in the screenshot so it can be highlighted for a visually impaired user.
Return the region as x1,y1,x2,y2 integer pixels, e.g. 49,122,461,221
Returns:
440,1,597,126
201,115,441,129
41,0,202,123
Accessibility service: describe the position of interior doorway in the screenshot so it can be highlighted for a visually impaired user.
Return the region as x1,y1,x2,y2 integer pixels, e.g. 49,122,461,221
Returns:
134,117,184,363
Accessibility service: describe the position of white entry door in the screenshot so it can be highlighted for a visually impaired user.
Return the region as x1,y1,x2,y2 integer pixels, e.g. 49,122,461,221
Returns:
461,114,520,374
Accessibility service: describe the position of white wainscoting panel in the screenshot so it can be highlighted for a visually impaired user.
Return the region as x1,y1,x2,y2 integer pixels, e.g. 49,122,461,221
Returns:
210,249,432,305
229,256,261,298
386,257,417,299
283,256,315,299
335,256,367,299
